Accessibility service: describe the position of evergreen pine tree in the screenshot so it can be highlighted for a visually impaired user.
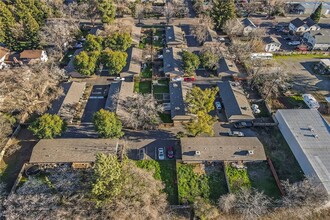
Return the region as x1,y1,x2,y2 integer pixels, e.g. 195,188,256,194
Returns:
310,3,322,23
212,0,236,30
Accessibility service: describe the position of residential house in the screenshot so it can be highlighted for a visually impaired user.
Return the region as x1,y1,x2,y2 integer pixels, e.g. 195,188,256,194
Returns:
20,50,48,64
314,59,330,74
181,137,266,163
163,47,184,78
217,81,255,122
29,138,119,168
289,2,330,16
165,26,184,47
0,47,9,69
275,109,330,195
263,36,281,52
289,17,320,34
303,29,330,50
104,81,122,111
241,18,257,36
64,49,85,78
216,57,239,78
115,81,135,119
169,81,191,125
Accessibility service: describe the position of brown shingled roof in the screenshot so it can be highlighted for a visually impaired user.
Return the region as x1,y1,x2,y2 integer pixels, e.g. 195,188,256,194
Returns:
20,50,43,59
0,47,9,58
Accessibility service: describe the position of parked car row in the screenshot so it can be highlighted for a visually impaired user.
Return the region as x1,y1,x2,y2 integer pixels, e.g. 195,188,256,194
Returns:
158,146,175,160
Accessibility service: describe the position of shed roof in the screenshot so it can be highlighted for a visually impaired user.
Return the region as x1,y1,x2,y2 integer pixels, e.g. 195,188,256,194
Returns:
275,109,330,194
263,36,281,45
169,81,186,119
181,137,266,162
30,139,119,163
20,50,43,59
290,18,306,28
217,81,254,121
241,18,257,28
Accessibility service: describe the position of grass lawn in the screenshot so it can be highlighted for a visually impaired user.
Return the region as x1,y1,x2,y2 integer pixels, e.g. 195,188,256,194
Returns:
274,54,330,61
226,165,251,193
134,80,152,94
255,127,304,182
153,79,169,94
276,95,307,109
177,163,227,204
159,113,173,123
136,160,178,204
247,162,281,198
141,64,153,78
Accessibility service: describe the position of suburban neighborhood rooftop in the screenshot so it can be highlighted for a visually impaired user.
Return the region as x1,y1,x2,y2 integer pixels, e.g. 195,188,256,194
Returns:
29,139,119,163
181,137,266,162
169,81,186,119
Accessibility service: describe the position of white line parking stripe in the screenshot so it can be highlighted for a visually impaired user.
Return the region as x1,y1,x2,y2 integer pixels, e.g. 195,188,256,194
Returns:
89,96,104,99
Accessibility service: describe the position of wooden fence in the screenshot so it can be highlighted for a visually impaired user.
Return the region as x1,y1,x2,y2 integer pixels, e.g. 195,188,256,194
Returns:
267,157,285,196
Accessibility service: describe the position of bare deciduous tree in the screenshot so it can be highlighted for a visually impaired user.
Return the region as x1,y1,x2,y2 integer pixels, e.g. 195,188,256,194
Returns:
40,20,80,59
223,19,243,37
190,15,214,45
0,65,64,121
219,189,271,220
119,94,163,130
282,178,329,209
135,3,144,23
165,2,175,24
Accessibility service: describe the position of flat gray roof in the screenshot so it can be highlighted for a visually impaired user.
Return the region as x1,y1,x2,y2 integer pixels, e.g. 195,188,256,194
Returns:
181,137,266,162
169,81,186,119
123,47,142,75
104,81,121,111
30,139,119,163
275,109,330,193
217,81,254,121
320,59,330,67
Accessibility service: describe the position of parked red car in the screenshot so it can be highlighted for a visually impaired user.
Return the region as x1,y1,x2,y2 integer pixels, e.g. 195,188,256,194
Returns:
167,146,174,159
184,77,195,82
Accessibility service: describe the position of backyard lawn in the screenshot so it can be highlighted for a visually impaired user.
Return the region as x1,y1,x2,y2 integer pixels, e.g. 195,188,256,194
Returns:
134,80,152,94
153,79,169,94
226,165,251,193
177,163,227,204
141,64,153,78
247,162,281,198
136,160,178,204
255,127,304,183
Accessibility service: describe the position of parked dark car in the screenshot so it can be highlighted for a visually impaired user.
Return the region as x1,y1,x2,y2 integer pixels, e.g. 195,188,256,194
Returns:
167,146,174,159
233,121,253,128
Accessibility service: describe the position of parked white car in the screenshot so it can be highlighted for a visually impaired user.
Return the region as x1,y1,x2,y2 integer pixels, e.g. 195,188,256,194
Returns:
251,104,261,114
172,77,183,82
303,94,320,109
288,41,300,46
215,101,222,110
228,130,244,137
114,77,125,81
158,147,165,160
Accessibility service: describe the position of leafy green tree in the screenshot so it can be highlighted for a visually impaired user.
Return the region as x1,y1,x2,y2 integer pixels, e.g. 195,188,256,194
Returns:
93,109,124,138
92,153,123,203
74,51,100,76
101,49,127,75
103,32,132,51
0,20,5,43
185,111,215,136
23,13,40,49
186,86,219,114
212,0,236,30
98,0,116,24
84,34,103,52
29,114,66,139
310,3,322,23
200,50,220,70
182,51,200,75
